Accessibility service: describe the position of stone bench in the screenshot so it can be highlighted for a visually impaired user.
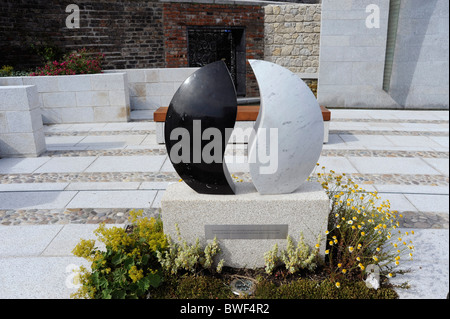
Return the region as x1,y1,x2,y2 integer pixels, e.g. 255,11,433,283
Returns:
154,105,331,144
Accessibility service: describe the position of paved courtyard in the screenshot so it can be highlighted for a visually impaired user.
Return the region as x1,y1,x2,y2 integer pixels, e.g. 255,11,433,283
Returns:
0,108,448,298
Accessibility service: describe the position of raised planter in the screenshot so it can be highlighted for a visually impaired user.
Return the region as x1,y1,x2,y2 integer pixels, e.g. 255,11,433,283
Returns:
106,68,198,113
0,85,46,157
0,72,130,124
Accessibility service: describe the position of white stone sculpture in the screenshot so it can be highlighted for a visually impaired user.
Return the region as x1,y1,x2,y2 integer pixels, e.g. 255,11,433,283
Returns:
248,60,324,194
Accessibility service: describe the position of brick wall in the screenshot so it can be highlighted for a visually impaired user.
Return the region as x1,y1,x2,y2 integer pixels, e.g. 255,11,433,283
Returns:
0,0,165,70
163,2,265,97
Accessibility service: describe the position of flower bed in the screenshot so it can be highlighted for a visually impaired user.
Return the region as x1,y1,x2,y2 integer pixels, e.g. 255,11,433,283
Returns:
71,166,414,300
30,49,104,76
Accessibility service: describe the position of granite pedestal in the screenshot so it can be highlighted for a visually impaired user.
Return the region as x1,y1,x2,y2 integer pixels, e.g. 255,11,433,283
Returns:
161,181,330,268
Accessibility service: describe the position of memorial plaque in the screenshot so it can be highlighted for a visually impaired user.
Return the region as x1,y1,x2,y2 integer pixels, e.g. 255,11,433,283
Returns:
205,224,288,240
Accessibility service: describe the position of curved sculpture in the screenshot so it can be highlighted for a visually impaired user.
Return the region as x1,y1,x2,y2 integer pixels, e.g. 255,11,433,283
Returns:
248,60,324,194
164,61,237,195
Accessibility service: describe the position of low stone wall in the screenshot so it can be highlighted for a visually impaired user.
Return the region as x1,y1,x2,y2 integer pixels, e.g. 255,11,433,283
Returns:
107,68,199,112
0,73,130,124
264,3,321,76
0,85,46,157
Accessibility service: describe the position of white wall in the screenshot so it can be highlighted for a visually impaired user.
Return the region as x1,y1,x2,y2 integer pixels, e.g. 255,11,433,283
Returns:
318,0,449,110
0,85,46,157
106,68,199,111
0,73,130,124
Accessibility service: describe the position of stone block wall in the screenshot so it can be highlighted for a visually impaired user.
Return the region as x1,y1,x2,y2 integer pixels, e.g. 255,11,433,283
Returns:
0,73,130,124
264,3,321,75
107,68,199,112
0,85,46,157
318,0,449,110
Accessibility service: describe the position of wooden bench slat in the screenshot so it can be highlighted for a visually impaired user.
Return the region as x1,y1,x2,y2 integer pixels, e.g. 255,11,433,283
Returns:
154,105,331,122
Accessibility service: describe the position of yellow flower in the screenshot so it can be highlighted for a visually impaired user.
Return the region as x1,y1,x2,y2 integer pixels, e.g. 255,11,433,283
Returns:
358,263,365,270
342,269,347,274
337,263,342,268
329,241,334,246
348,246,354,253
335,282,341,288
325,249,330,254
388,273,393,278
373,256,378,262
361,232,365,236
356,257,361,261
128,266,144,283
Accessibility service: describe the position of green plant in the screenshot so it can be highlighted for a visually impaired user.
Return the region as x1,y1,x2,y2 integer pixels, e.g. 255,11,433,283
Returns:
71,210,167,299
30,43,64,63
156,224,224,275
263,233,321,275
310,165,415,286
0,65,14,77
263,243,279,275
254,278,398,299
154,274,234,299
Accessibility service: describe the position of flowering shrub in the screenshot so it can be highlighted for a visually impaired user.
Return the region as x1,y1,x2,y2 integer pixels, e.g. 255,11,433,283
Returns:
71,210,167,299
310,165,415,286
0,65,14,77
0,65,30,77
30,48,104,76
72,211,224,299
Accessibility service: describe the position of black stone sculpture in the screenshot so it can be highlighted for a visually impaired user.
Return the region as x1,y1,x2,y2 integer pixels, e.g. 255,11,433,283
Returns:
164,61,237,194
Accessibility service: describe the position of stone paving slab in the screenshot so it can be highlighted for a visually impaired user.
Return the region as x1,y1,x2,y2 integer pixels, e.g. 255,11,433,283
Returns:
0,157,51,174
84,155,166,172
0,225,63,257
403,194,450,214
65,181,142,191
34,156,97,173
0,182,69,192
0,256,90,299
347,157,442,175
0,191,78,210
389,229,449,299
66,190,158,209
41,224,107,257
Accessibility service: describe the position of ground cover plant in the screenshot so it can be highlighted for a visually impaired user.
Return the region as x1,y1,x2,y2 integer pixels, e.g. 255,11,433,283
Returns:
71,166,414,299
